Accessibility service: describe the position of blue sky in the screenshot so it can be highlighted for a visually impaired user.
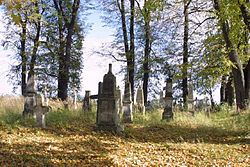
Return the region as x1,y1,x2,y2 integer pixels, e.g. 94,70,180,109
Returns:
0,10,124,96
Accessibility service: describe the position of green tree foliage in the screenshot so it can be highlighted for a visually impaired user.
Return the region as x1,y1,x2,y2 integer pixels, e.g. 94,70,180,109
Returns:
1,0,87,99
213,0,249,109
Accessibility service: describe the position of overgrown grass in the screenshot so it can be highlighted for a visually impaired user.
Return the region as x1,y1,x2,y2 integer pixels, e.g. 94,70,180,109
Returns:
0,96,249,166
46,108,96,127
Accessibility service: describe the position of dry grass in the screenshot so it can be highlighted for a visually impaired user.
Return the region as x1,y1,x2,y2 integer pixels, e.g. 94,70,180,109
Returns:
0,96,249,166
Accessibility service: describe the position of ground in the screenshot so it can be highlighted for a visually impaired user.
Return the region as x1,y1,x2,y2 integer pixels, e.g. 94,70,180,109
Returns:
0,97,249,166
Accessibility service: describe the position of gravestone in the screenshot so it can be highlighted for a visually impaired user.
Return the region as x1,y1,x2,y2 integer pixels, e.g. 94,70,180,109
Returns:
33,93,50,128
23,74,37,116
122,78,133,123
194,97,201,111
83,90,91,111
135,86,145,114
162,79,173,120
96,64,122,132
187,84,194,111
204,97,211,116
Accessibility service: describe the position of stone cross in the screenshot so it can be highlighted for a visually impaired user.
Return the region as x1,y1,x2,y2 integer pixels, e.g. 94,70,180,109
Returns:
82,90,91,111
33,93,50,128
122,78,133,123
96,64,122,132
162,79,173,120
135,86,145,114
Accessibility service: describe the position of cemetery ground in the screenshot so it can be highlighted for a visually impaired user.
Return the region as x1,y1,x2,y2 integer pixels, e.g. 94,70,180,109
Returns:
0,97,249,166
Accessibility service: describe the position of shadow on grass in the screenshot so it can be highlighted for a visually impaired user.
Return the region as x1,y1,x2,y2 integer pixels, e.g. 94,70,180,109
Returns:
123,123,250,145
0,137,115,166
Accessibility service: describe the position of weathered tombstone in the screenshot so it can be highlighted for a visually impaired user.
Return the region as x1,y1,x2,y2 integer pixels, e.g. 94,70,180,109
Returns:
23,74,37,116
33,93,50,128
96,64,122,132
135,86,145,114
122,78,133,123
204,97,211,117
162,79,173,120
82,90,92,111
187,84,194,111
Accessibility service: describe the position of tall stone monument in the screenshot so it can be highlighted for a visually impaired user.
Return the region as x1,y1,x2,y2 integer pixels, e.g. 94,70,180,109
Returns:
136,86,145,114
23,74,37,116
96,64,122,132
122,78,133,123
162,79,173,120
83,90,92,111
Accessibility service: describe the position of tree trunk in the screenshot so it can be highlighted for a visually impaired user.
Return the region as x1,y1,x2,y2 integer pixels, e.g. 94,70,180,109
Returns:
29,1,41,79
239,0,250,107
213,0,246,110
57,36,67,100
63,0,80,101
208,88,215,109
143,0,151,105
129,0,135,102
225,74,234,106
119,0,135,102
54,0,80,101
220,75,227,103
20,18,27,95
53,0,67,100
244,60,250,103
182,0,190,108
239,0,250,32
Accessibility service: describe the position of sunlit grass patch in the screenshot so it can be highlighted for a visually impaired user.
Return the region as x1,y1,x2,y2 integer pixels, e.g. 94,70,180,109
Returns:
46,108,96,127
0,96,249,166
